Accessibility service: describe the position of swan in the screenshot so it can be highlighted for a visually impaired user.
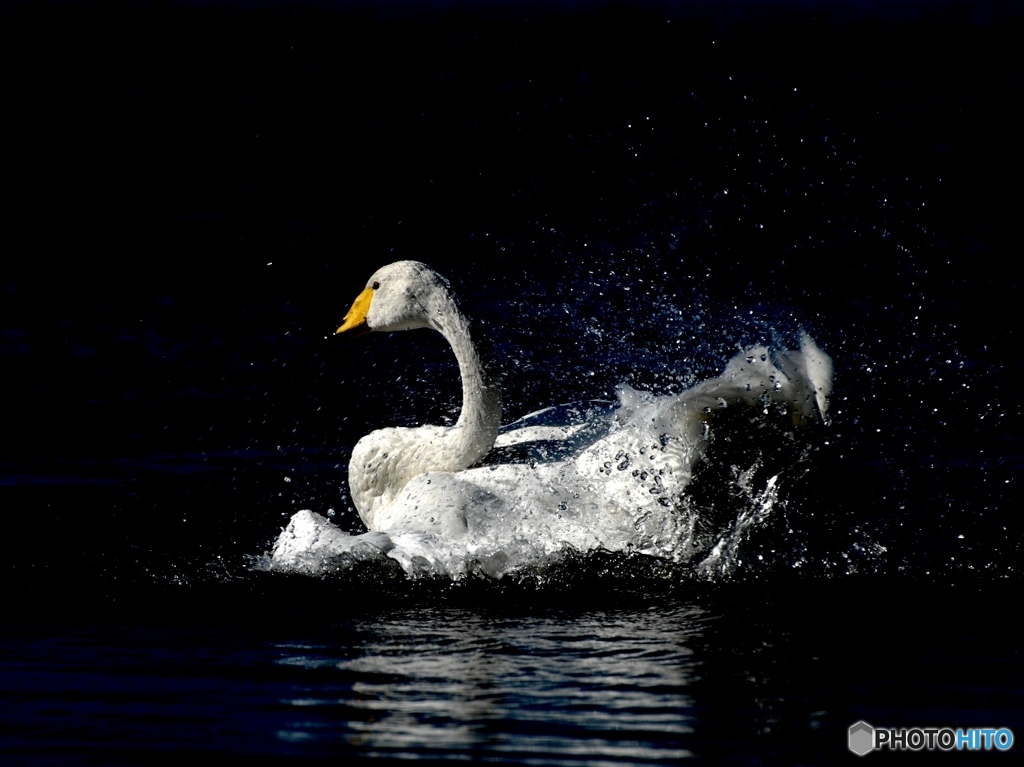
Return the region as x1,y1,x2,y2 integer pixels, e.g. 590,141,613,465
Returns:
269,260,832,577
334,260,502,535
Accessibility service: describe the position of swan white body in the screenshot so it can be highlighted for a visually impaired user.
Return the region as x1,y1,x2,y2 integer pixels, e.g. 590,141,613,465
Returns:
269,261,832,578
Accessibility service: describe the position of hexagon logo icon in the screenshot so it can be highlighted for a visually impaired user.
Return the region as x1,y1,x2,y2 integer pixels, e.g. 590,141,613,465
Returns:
849,721,875,756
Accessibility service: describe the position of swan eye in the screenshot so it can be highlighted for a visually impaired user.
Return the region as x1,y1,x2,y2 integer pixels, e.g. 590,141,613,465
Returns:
372,281,380,290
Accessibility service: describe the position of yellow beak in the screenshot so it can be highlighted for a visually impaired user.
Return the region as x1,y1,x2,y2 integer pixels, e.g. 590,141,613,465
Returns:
337,286,375,334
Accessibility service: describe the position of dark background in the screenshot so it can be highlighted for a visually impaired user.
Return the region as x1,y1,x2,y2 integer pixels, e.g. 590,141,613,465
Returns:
1,0,1021,599
2,4,1023,762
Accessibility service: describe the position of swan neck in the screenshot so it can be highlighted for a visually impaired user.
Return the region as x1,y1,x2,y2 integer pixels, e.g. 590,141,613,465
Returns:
432,293,501,466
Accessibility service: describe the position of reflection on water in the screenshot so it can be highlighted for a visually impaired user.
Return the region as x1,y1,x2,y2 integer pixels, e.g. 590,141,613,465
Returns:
2,585,1021,763
274,604,702,763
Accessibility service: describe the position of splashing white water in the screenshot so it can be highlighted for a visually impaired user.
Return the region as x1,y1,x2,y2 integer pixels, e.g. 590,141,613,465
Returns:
261,338,824,584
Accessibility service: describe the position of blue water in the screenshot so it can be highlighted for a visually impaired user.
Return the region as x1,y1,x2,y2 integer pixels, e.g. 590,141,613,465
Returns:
4,585,1021,763
2,1,1022,763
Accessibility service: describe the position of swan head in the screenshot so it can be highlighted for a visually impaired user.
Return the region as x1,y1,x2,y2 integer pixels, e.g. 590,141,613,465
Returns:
337,261,452,334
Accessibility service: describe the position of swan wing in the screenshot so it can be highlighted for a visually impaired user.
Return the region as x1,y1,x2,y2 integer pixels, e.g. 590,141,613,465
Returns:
488,399,619,465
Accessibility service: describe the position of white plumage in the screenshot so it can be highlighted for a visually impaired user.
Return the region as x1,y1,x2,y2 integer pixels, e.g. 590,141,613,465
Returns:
269,261,832,577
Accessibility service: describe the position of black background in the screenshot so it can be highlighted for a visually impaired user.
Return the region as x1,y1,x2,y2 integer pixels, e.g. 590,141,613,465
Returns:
1,0,1021,597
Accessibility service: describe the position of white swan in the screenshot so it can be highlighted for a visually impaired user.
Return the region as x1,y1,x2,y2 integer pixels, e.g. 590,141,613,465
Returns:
335,260,502,535
269,260,832,577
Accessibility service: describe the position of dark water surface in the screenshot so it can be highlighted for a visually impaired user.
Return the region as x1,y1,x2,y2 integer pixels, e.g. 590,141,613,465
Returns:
4,583,1021,764
4,582,1023,764
2,0,1022,763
